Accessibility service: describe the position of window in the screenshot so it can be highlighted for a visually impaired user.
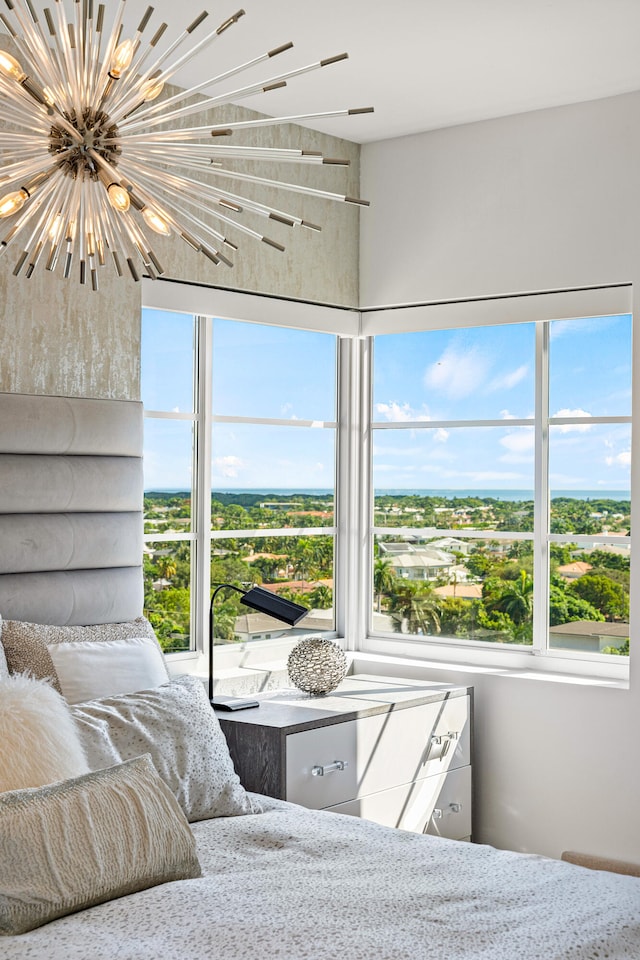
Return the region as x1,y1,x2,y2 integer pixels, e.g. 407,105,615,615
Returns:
142,280,632,679
142,306,338,654
370,310,632,664
209,318,337,644
142,309,197,653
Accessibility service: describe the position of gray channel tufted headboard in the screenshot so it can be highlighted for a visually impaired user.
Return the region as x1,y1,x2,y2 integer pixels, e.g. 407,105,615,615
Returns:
0,392,143,625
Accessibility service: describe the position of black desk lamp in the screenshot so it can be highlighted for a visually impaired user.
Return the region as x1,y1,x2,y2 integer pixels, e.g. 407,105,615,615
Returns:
208,584,309,702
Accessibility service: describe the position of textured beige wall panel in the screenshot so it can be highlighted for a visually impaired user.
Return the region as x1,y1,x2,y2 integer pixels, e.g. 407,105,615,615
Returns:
0,95,360,401
147,106,362,307
0,263,140,401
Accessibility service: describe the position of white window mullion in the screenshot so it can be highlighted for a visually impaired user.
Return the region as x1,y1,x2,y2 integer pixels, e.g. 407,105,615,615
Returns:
533,321,550,655
194,315,213,658
336,335,366,647
360,337,374,642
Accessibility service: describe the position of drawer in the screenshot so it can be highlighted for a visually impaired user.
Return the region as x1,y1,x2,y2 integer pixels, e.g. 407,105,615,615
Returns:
326,764,472,840
285,694,470,809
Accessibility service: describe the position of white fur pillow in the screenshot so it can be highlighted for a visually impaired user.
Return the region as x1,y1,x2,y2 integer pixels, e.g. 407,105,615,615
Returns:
0,616,8,680
0,674,89,792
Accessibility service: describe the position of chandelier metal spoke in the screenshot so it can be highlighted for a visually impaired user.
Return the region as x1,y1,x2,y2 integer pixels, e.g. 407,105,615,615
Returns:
0,0,372,287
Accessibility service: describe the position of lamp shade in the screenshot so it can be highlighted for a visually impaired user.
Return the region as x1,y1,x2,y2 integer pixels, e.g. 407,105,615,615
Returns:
240,586,309,625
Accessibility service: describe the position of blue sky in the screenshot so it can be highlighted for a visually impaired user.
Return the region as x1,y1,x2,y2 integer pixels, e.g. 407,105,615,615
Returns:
142,310,631,495
372,315,631,493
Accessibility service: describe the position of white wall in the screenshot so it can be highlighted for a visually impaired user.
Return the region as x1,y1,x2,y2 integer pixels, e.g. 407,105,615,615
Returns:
359,91,640,862
361,90,640,307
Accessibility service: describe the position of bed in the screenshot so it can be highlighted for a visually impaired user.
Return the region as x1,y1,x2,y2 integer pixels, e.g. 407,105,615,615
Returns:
0,393,639,959
2,792,640,959
1,656,639,960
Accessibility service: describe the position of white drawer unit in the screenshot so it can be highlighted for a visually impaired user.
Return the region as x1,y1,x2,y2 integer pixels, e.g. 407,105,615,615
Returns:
286,693,471,809
326,765,472,840
215,675,473,839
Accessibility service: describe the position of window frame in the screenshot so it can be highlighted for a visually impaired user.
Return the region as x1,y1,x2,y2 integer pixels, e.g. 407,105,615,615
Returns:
142,278,634,682
142,281,350,670
360,285,633,680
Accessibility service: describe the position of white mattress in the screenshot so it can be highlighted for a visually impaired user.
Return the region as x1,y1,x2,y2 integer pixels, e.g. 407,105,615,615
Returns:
4,796,640,959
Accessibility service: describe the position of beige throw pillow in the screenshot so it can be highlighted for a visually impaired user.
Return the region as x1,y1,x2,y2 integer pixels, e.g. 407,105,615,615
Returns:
0,617,167,702
0,755,202,936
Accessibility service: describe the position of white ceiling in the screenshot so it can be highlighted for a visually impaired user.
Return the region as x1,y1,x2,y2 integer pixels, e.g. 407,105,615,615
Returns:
139,0,640,143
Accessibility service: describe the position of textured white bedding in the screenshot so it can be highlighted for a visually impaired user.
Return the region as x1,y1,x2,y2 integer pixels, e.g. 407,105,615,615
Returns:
4,795,640,960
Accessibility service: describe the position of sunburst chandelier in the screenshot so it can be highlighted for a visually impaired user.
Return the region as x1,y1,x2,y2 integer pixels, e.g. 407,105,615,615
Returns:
0,1,371,288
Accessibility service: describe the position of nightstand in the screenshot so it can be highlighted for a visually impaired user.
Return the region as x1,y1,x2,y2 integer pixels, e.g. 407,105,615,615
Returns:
214,674,473,839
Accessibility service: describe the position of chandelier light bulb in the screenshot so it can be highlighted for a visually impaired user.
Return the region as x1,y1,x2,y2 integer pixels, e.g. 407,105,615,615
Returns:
140,77,165,102
107,183,131,212
0,1,373,288
142,206,171,236
0,50,25,83
48,213,63,242
109,39,135,79
0,189,28,218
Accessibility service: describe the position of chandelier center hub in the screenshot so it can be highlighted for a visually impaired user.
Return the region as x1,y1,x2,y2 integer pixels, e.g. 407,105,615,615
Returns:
49,111,121,179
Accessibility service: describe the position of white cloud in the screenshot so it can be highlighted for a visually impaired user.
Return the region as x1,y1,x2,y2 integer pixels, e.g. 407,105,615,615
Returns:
424,345,490,399
213,455,245,478
487,364,529,392
375,401,431,422
499,430,535,454
550,408,593,433
549,316,619,341
498,429,535,464
605,451,631,467
433,428,450,443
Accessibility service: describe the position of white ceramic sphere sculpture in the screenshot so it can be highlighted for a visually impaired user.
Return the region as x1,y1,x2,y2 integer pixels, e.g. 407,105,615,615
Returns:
287,637,347,696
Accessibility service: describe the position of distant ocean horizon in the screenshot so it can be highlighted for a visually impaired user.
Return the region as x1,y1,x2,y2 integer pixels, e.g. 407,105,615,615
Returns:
146,487,631,501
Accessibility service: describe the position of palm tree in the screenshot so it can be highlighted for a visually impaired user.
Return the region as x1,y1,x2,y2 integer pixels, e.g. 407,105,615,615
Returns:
389,581,441,636
308,584,333,609
292,538,315,585
373,557,396,613
495,569,533,625
157,556,177,580
249,556,280,582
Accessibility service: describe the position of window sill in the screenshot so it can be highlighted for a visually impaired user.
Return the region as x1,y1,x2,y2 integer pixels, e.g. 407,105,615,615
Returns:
357,636,629,689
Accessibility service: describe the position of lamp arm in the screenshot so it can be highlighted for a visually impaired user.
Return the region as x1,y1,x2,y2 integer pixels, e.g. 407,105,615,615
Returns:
208,582,249,701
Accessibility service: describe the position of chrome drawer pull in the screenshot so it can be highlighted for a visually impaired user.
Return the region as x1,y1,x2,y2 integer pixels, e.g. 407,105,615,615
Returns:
311,760,349,777
432,802,462,819
429,730,459,758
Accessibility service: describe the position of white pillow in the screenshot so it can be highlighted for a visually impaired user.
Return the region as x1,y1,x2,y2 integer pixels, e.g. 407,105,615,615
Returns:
0,674,89,792
48,635,170,704
0,617,161,698
71,675,259,822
